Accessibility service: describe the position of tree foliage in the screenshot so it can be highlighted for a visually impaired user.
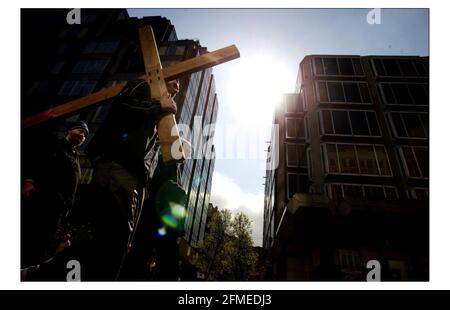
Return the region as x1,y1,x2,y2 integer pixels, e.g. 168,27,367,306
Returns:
196,209,257,280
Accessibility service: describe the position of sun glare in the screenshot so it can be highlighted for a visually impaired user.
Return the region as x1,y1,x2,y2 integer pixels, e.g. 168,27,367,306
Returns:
226,53,294,125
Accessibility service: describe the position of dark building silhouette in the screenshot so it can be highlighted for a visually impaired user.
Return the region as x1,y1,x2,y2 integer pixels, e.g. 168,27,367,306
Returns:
263,55,429,280
21,9,218,278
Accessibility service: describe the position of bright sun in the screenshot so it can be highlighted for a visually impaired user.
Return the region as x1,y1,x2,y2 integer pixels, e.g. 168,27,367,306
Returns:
226,53,294,125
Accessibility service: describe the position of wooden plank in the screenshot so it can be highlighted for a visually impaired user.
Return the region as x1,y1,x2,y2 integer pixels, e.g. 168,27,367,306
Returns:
139,25,185,163
22,81,127,128
138,25,166,98
159,45,240,81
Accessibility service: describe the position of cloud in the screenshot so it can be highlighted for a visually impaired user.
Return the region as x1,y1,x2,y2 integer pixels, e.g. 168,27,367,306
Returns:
210,172,264,247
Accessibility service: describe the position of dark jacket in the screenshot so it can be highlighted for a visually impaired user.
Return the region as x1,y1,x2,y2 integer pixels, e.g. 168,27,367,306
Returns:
23,136,81,209
21,135,82,266
85,79,162,183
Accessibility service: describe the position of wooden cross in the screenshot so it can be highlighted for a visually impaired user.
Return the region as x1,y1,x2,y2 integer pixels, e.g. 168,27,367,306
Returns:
22,25,240,163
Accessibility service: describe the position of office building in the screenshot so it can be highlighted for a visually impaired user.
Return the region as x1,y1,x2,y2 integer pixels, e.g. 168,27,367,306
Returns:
263,55,429,280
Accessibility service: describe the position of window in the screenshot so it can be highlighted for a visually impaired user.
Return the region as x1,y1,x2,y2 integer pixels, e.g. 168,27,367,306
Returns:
349,111,370,136
399,146,428,178
338,250,360,271
285,94,301,113
388,112,428,139
402,113,427,138
372,58,428,77
391,84,412,105
413,147,429,177
314,58,324,75
50,62,65,75
158,46,168,55
409,188,429,200
285,118,305,139
321,110,334,134
343,83,361,103
287,173,309,199
319,110,380,137
372,59,386,76
352,58,364,75
286,144,307,168
408,84,428,105
317,81,328,102
359,83,371,103
374,146,392,175
175,45,186,56
379,83,428,106
83,42,119,54
384,187,399,200
58,81,97,97
328,82,345,102
316,81,371,104
327,183,398,200
380,84,396,104
366,113,381,136
72,59,110,74
337,145,358,173
332,111,352,135
329,184,343,200
338,58,354,75
286,144,297,167
325,144,339,173
356,145,379,175
413,59,427,76
364,186,385,199
398,59,418,76
342,184,363,198
314,57,364,76
323,144,392,176
383,59,402,76
323,58,339,75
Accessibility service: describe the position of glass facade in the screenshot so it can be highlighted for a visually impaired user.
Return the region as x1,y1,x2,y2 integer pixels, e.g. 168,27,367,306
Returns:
322,143,392,176
313,57,364,76
316,81,372,104
319,110,381,137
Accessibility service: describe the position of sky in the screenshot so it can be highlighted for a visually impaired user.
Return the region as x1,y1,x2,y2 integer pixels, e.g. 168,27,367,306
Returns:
128,9,429,246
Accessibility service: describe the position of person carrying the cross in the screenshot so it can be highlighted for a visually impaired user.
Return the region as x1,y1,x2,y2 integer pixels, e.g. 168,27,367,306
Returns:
84,78,187,280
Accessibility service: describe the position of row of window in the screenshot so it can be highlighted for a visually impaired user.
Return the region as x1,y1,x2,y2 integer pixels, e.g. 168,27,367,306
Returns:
72,59,110,74
388,112,428,139
378,83,428,106
407,188,429,200
323,143,392,176
83,41,119,55
58,80,97,97
371,58,428,77
292,109,427,140
326,184,429,201
326,183,399,200
313,57,364,76
316,81,372,104
319,110,381,137
158,44,186,56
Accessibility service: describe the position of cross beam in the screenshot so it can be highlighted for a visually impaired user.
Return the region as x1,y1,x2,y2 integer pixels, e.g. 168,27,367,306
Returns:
22,25,240,163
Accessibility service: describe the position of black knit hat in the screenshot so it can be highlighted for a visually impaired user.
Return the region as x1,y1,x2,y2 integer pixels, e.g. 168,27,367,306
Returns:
68,121,89,135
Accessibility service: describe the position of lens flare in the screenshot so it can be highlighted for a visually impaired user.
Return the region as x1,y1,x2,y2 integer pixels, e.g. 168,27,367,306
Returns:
157,226,167,237
170,201,187,218
155,180,188,232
